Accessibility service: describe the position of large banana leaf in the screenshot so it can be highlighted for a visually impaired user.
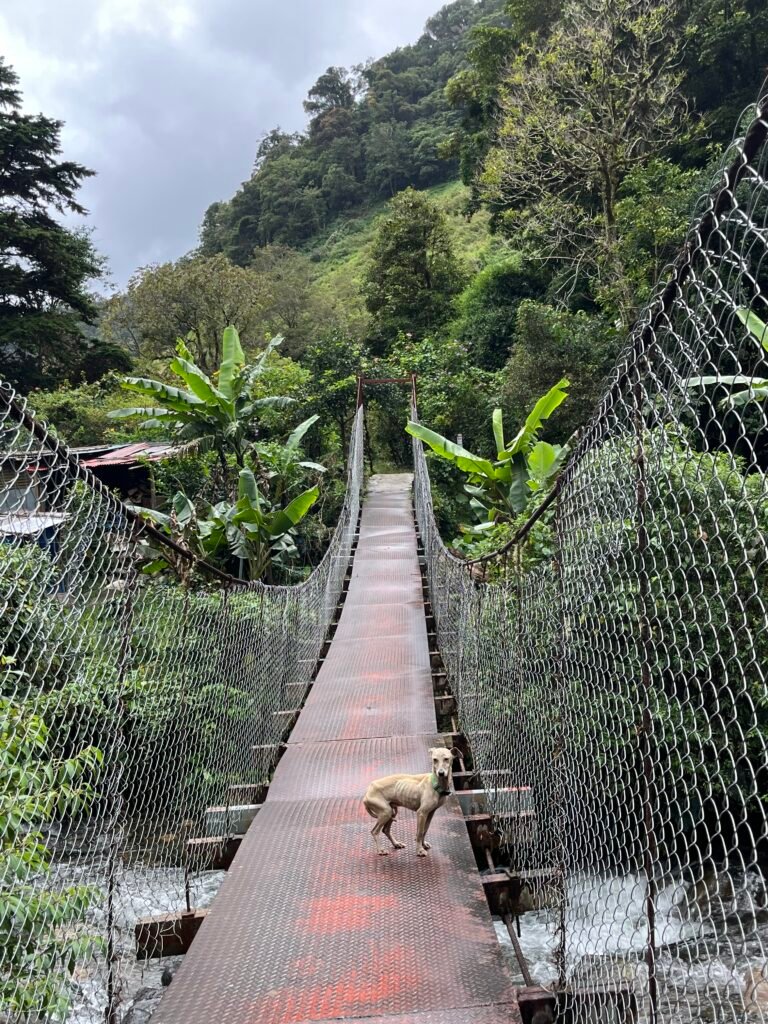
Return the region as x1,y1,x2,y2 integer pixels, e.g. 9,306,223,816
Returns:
499,378,570,459
267,486,320,536
115,378,205,416
492,408,505,456
127,504,172,529
246,396,297,411
237,468,263,511
406,422,497,480
255,334,283,369
507,457,531,513
172,491,196,528
107,406,177,421
170,349,228,410
286,414,320,451
225,522,250,561
736,307,768,352
527,441,565,491
687,373,768,409
726,384,768,405
219,326,245,401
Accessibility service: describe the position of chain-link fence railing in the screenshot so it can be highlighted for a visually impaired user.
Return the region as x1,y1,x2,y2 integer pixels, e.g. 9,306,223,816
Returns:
414,87,768,1022
0,385,363,1023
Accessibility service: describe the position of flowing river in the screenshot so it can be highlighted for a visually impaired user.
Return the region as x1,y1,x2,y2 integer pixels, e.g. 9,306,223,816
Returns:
54,857,768,1022
495,868,768,1022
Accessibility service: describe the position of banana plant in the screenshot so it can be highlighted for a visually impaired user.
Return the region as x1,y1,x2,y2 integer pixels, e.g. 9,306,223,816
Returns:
689,308,768,406
135,470,319,581
406,379,571,524
254,414,327,506
109,327,295,469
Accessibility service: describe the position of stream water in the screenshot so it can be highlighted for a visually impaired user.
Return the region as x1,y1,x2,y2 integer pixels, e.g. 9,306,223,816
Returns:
494,869,768,1022
62,861,225,1024
54,858,768,1022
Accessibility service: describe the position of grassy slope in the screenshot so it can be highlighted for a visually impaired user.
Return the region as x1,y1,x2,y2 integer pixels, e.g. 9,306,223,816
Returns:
305,180,505,317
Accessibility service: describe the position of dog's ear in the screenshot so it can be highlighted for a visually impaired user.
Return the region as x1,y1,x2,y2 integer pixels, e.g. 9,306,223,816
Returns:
450,747,461,760
428,747,436,758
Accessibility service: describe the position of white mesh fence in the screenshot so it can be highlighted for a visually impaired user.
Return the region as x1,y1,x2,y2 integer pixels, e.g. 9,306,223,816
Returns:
0,386,363,1023
414,88,768,1023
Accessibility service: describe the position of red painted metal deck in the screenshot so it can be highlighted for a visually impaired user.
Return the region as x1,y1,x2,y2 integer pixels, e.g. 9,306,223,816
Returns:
152,475,517,1024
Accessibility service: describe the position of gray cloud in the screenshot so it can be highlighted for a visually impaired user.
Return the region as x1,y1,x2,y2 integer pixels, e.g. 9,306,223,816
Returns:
1,0,442,287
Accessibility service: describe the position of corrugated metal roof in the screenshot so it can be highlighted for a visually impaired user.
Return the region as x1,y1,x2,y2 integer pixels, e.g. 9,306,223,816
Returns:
80,442,178,467
0,511,68,536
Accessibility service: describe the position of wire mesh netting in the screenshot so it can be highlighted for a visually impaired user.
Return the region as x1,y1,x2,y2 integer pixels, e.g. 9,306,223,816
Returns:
0,386,363,1023
414,90,768,1021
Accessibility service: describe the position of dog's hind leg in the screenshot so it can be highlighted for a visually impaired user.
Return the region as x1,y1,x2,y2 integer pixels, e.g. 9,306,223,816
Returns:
382,806,405,850
364,793,395,855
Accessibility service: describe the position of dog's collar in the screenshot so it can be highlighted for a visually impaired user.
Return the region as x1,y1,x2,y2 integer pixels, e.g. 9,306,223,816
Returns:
431,772,451,797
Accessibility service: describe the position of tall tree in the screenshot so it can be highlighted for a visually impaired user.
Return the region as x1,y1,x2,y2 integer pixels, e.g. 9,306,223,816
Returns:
681,0,768,147
303,67,356,119
480,0,688,326
103,253,268,374
0,58,104,392
362,188,464,354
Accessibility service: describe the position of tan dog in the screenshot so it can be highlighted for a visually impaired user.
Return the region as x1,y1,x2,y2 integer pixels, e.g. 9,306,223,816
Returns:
363,747,459,857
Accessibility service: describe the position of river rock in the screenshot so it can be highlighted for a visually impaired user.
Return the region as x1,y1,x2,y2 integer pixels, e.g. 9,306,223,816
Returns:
121,987,163,1024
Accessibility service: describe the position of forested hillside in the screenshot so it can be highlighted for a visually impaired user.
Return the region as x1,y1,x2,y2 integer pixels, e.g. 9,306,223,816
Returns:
198,0,507,260
3,0,768,566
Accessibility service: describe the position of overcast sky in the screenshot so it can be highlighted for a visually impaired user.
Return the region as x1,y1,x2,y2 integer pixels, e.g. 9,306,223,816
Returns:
2,0,442,289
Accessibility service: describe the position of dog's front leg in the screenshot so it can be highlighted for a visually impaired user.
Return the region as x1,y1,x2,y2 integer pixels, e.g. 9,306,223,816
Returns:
421,808,437,851
415,809,431,857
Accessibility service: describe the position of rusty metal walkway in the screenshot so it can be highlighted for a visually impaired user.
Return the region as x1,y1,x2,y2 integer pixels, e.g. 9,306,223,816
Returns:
152,474,517,1024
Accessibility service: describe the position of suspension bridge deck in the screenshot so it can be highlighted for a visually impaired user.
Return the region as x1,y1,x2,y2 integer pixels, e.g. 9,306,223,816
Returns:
152,474,517,1024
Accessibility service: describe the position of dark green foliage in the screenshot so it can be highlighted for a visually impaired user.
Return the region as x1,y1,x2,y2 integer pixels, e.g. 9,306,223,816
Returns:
28,376,135,446
443,4,518,191
0,59,104,392
369,334,497,468
501,301,621,443
0,687,103,1020
303,66,357,118
681,0,768,149
561,434,768,856
363,189,465,354
304,332,366,459
455,255,548,369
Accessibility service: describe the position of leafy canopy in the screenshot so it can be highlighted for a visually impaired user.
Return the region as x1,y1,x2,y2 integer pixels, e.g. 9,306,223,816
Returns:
0,58,105,391
407,378,571,532
137,468,320,582
110,327,294,468
363,187,465,354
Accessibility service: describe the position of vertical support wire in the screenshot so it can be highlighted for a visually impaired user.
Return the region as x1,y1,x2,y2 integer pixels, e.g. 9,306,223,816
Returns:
552,490,568,993
179,586,195,915
511,542,524,873
221,585,234,841
105,519,139,1024
633,336,658,1024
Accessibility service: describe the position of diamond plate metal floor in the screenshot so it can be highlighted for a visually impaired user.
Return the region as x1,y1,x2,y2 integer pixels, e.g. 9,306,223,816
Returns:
152,474,518,1024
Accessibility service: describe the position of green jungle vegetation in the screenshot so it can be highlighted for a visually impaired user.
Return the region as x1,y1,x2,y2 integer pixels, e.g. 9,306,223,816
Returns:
4,0,767,560
2,2,768,1011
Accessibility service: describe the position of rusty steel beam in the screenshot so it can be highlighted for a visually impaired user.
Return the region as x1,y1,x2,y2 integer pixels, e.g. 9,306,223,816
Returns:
135,909,208,960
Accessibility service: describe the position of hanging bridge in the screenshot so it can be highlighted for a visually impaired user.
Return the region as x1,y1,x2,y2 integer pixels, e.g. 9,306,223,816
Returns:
1,87,768,1024
149,470,517,1024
